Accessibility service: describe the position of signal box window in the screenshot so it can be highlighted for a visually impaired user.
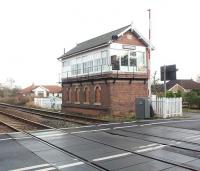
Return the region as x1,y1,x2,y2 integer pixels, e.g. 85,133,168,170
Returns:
111,55,120,70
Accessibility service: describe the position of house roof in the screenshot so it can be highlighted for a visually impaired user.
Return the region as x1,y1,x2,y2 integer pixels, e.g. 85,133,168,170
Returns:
19,84,62,94
41,85,62,93
167,79,200,90
59,24,151,60
152,79,200,92
19,84,35,94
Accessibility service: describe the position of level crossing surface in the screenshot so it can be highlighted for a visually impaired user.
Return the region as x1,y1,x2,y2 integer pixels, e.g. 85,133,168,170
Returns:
1,117,200,171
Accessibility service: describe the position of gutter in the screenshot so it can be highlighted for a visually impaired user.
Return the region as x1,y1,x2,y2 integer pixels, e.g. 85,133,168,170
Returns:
57,43,110,61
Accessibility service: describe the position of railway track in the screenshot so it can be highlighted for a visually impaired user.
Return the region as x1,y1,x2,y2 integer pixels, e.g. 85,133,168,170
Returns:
0,103,109,125
0,120,16,133
0,105,199,170
0,110,53,132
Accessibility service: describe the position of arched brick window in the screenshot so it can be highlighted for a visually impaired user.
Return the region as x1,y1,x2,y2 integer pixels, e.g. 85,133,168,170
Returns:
75,88,80,102
84,87,90,103
94,86,101,104
66,88,71,102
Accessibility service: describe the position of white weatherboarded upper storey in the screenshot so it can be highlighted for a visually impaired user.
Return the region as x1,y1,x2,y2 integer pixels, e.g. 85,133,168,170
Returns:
60,24,152,79
59,24,152,60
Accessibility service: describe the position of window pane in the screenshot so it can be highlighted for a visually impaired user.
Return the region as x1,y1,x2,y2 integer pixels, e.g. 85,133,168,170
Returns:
94,58,102,72
71,64,78,75
102,57,107,65
88,61,93,72
77,63,82,74
83,62,88,73
137,52,146,71
121,51,128,66
130,57,137,66
111,55,120,70
101,51,107,58
94,58,102,66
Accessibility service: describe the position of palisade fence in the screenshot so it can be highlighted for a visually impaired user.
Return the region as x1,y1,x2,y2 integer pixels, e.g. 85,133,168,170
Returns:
151,97,182,118
34,97,62,110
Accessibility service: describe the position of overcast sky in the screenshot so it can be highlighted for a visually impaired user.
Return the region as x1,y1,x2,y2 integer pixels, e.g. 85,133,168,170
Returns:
0,0,200,88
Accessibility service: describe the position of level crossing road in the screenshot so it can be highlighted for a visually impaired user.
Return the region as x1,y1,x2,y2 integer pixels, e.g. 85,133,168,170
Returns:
1,117,200,171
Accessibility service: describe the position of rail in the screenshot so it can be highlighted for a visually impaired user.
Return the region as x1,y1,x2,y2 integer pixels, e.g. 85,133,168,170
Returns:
0,110,53,132
0,103,109,125
0,120,19,132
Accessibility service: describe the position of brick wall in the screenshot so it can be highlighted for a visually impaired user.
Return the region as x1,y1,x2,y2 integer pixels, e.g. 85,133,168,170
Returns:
62,82,111,116
62,80,148,116
109,81,148,116
113,31,145,46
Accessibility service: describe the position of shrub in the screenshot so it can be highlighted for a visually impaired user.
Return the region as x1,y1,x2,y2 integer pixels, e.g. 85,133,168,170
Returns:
0,96,30,106
175,90,183,97
25,101,41,108
166,91,175,97
184,91,200,109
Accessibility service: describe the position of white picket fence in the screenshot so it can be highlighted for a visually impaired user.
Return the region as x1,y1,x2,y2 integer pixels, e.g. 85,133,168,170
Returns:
34,97,62,110
151,97,182,118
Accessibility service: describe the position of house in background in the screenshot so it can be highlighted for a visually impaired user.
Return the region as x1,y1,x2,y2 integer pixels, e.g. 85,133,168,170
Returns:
19,84,62,98
58,24,152,116
152,79,200,94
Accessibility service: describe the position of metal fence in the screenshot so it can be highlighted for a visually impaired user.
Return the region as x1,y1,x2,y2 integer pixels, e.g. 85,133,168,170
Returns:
34,97,62,110
151,97,182,118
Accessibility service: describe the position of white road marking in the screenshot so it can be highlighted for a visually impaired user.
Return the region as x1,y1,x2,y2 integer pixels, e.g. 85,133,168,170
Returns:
98,122,120,126
149,119,200,125
57,162,84,169
79,125,96,128
62,125,96,130
71,128,111,134
137,119,200,127
135,144,167,153
9,164,50,171
113,125,138,129
92,152,132,162
123,121,137,124
35,167,55,171
138,143,158,149
37,132,68,138
0,137,13,141
0,136,31,142
140,123,152,126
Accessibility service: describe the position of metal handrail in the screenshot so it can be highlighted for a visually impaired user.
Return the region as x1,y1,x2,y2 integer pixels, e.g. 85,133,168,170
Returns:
62,64,112,79
60,64,147,80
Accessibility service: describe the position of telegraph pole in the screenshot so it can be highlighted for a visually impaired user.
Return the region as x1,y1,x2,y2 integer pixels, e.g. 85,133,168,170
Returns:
147,9,151,97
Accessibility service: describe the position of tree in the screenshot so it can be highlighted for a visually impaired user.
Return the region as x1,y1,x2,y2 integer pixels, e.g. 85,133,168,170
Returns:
175,90,183,97
6,78,15,89
166,91,175,97
184,90,200,108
